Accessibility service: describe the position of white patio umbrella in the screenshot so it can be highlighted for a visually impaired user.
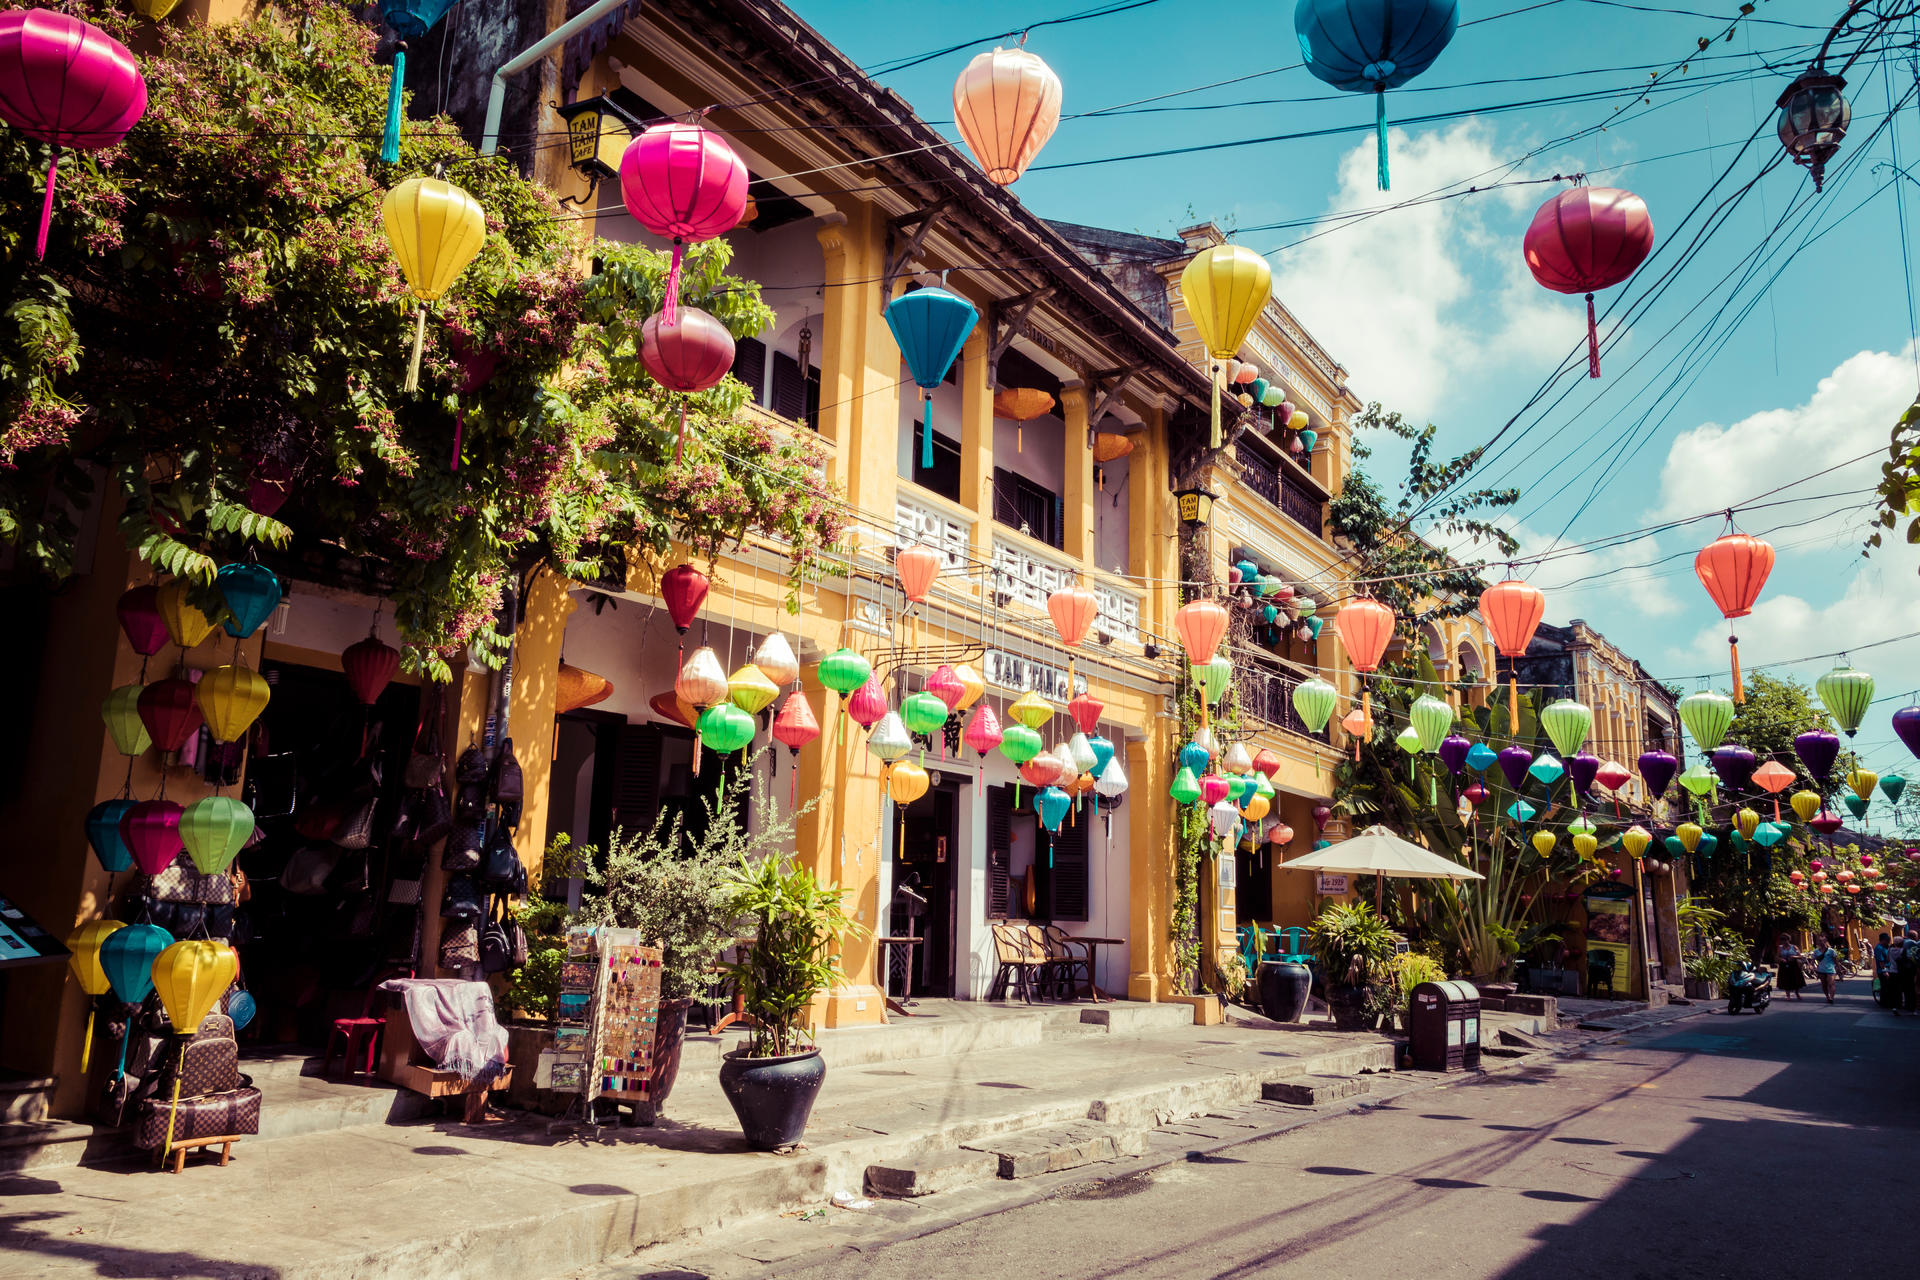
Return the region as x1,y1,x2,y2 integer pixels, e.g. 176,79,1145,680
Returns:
1282,825,1483,910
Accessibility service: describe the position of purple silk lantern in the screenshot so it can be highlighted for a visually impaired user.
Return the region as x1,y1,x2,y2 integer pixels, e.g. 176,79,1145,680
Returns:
1794,729,1840,782
1497,745,1533,791
1569,751,1600,798
1894,705,1920,758
1638,750,1678,798
1438,734,1472,776
1709,744,1757,791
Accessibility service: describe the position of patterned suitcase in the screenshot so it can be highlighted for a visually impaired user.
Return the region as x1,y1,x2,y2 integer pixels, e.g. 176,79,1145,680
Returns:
134,1085,261,1151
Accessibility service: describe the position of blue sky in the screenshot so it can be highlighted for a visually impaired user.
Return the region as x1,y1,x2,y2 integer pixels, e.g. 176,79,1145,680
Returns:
794,0,1920,775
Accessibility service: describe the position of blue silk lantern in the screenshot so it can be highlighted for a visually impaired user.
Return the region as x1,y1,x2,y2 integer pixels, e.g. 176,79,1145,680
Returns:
1664,835,1685,858
884,287,978,469
1466,741,1497,772
226,990,257,1033
1528,753,1565,787
217,563,283,639
1088,735,1116,780
1505,800,1536,823
1034,784,1071,836
100,922,172,1007
86,799,136,873
377,0,459,163
1179,741,1211,774
1249,377,1270,403
1295,0,1459,189
1697,832,1718,858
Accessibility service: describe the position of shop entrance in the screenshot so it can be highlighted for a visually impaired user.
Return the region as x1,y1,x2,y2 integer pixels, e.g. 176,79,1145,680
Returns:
889,778,959,997
986,784,1088,925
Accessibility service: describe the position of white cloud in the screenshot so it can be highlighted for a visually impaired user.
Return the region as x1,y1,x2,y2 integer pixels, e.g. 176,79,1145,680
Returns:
1272,121,1587,417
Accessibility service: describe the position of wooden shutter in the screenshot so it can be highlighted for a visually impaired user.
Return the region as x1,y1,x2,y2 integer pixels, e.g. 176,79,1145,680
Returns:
991,467,1021,530
771,351,806,421
804,364,821,430
608,724,660,838
1051,493,1066,550
1051,808,1089,922
987,784,1012,918
731,337,766,404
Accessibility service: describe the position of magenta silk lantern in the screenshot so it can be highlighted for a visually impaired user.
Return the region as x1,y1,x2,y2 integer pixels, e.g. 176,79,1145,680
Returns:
120,799,183,877
1522,186,1655,378
619,123,748,327
641,307,735,463
0,11,146,260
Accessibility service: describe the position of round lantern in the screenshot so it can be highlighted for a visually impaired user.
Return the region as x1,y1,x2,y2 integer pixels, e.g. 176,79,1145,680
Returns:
1209,798,1241,843
152,939,237,1036
179,796,254,875
383,177,486,391
1036,785,1073,835
889,760,931,807
1169,765,1203,806
86,798,136,872
1849,768,1880,803
1530,831,1556,857
1793,792,1824,825
697,703,756,757
676,646,729,711
1678,691,1735,754
999,723,1043,768
750,634,799,690
1252,748,1283,780
1194,655,1232,706
155,580,217,650
0,10,146,259
1174,598,1231,666
661,563,709,635
894,543,944,604
952,45,1063,184
1621,826,1651,860
1522,186,1655,378
963,705,1004,757
1341,703,1373,744
1695,530,1775,702
216,563,283,640
102,684,151,757
619,123,748,325
1409,694,1454,752
901,691,950,737
1332,596,1394,722
342,632,400,706
1180,244,1272,447
116,585,168,657
1087,734,1116,781
99,921,171,1007
1540,699,1593,759
725,664,778,719
1290,676,1337,735
1815,662,1874,738
867,710,913,765
1882,774,1907,805
121,799,183,876
1893,705,1920,758
642,309,736,460
886,289,979,469
1295,0,1458,189
138,678,202,753
1049,579,1100,683
196,665,270,743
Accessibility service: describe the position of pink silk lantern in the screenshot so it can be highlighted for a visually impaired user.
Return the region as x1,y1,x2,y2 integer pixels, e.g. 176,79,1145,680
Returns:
116,585,168,657
641,307,735,462
963,704,1003,757
846,679,888,731
1173,599,1230,666
951,46,1062,185
121,799,183,876
137,678,201,752
1200,773,1229,807
0,11,147,260
1522,186,1655,378
1048,580,1099,649
895,544,943,603
925,665,966,713
619,123,748,326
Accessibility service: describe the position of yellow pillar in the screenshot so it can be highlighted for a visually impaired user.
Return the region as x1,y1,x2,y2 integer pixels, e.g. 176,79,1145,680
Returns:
959,329,994,566
1061,382,1092,567
1129,402,1171,636
507,568,578,877
1127,719,1181,1001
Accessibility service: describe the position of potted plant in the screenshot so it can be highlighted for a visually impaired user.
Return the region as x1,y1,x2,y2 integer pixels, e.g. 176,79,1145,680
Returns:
1309,901,1396,1030
718,853,864,1150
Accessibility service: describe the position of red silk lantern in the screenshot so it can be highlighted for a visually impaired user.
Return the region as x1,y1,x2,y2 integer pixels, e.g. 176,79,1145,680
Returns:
771,690,820,805
341,634,399,706
1200,773,1230,806
1174,599,1229,665
1253,748,1282,779
618,124,748,326
896,544,942,603
846,680,888,731
641,308,735,463
1480,578,1545,732
1522,186,1655,378
116,585,168,657
1021,758,1057,790
137,678,201,752
1332,596,1395,725
120,799,183,876
963,705,1004,757
661,563,708,635
1068,693,1104,736
1595,760,1632,792
0,11,147,259
1269,822,1294,847
1695,531,1775,704
925,665,966,713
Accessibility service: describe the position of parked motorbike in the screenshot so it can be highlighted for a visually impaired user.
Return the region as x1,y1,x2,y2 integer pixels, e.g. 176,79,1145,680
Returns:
1726,961,1774,1014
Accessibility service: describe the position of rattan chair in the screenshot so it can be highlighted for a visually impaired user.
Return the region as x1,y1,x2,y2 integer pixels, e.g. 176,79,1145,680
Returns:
1044,925,1093,1001
988,922,1042,1003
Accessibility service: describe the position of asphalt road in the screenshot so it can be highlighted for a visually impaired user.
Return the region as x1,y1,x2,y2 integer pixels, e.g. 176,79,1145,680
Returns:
749,978,1920,1280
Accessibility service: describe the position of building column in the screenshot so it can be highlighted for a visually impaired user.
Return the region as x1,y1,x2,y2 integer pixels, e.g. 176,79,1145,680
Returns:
958,329,994,568
1061,381,1093,567
1127,728,1179,1001
1128,401,1173,637
813,212,855,459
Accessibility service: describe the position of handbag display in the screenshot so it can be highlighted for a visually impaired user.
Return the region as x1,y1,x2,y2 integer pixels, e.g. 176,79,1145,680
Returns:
134,1086,261,1151
442,820,484,872
332,794,379,851
404,691,444,790
455,745,488,785
281,846,342,896
294,800,344,842
439,920,480,968
480,918,512,974
440,875,483,921
409,785,452,847
479,821,522,890
148,861,237,906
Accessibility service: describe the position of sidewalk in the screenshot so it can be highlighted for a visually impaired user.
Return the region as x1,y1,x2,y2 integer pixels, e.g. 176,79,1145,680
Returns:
0,1002,1414,1280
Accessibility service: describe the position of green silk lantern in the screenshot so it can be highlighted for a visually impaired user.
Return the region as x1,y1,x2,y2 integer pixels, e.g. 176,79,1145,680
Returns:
999,723,1043,767
817,647,872,741
1815,662,1874,737
1395,724,1422,756
901,691,950,736
179,796,254,875
697,703,756,756
1295,597,1317,622
1409,695,1454,752
1227,773,1252,803
1169,765,1202,806
1292,677,1337,733
1194,655,1232,706
1678,690,1735,753
1679,764,1715,797
1882,774,1907,805
102,683,151,757
1540,699,1593,758
1567,815,1597,838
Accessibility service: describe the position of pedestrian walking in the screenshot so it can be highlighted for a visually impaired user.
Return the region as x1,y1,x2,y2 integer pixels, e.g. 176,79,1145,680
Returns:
1811,936,1842,1003
1777,934,1807,1000
1899,930,1920,1014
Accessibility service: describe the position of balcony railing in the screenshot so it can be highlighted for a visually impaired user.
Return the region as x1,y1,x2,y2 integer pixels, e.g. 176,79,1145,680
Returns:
1236,450,1324,538
1235,666,1332,745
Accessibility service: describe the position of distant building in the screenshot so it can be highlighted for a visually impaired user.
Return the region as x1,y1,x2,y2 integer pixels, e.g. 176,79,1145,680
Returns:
1514,619,1681,807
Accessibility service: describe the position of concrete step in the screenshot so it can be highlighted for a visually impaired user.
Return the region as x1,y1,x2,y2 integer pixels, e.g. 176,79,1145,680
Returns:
1261,1074,1372,1106
0,1117,131,1173
1079,1002,1196,1036
0,1073,55,1124
865,1148,1000,1198
961,1119,1151,1179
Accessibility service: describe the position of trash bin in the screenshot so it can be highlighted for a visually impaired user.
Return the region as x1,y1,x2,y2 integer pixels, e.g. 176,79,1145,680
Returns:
1408,980,1481,1072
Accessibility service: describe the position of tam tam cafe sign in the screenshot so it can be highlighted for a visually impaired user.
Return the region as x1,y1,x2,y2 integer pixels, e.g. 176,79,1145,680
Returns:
983,649,1087,699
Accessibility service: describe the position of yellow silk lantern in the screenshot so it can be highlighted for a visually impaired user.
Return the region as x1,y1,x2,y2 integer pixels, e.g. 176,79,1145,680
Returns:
67,919,124,1074
951,664,986,712
889,760,931,806
1849,769,1879,802
150,939,238,1160
383,177,487,392
102,683,152,757
1735,808,1760,840
1621,825,1651,860
155,580,217,649
727,664,779,717
130,0,185,16
1009,691,1054,731
1677,822,1702,854
196,665,271,743
1790,790,1822,822
1241,792,1271,823
1179,243,1272,447
1531,831,1556,857
1572,832,1598,859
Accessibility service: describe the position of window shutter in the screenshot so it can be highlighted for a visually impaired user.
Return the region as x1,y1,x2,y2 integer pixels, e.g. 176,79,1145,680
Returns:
772,351,808,422
804,364,821,430
609,724,661,838
731,336,766,404
1051,809,1089,922
992,467,1021,530
1051,493,1065,550
988,785,1012,919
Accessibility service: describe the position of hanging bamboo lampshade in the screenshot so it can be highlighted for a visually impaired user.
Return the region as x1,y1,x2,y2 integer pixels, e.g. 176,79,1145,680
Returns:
1092,432,1133,463
556,663,614,714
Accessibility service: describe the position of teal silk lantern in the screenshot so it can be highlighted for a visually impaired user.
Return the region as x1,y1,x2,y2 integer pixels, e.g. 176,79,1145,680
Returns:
1753,821,1785,848
1088,735,1116,779
1466,742,1497,772
376,0,458,162
885,288,979,469
1882,774,1907,805
1844,792,1870,820
1298,428,1317,457
86,799,136,873
1528,753,1564,787
1697,832,1718,857
217,563,283,639
1034,784,1071,834
1179,741,1211,774
1295,0,1459,189
100,921,172,1006
1506,799,1536,823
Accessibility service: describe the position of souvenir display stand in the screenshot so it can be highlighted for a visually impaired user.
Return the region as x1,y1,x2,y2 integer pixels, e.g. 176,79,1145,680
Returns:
546,926,663,1131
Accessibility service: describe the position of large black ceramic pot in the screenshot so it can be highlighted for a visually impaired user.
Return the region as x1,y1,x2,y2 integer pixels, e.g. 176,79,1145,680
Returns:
718,1048,826,1150
1257,960,1312,1023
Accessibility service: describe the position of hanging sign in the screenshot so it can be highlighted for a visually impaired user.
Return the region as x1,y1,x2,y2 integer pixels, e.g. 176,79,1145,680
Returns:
1316,874,1349,895
983,648,1087,699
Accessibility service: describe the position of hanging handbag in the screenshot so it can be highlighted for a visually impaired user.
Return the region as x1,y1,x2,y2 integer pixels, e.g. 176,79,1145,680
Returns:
491,738,524,804
439,921,480,969
282,845,342,895
387,851,425,906
295,799,345,841
480,820,522,890
404,690,445,790
410,785,453,847
440,875,484,921
480,918,512,974
455,745,488,785
332,794,380,851
443,819,484,872
149,862,237,906
454,780,488,823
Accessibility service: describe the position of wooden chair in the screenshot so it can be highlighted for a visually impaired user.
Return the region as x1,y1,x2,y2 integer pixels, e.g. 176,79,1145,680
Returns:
1044,926,1093,1001
988,923,1042,1003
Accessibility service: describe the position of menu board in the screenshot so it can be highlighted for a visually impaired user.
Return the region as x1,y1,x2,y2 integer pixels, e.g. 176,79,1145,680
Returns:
0,895,67,968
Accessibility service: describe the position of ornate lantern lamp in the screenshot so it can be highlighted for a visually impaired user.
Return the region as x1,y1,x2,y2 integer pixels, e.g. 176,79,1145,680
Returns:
1777,71,1849,191
554,95,641,190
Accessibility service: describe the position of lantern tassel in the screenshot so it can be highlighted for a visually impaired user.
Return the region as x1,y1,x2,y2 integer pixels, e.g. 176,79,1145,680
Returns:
81,1006,94,1076
1508,672,1520,736
676,402,686,465
34,147,59,260
1209,363,1223,449
1729,634,1744,704
380,48,406,164
921,393,934,470
161,1041,186,1165
1375,87,1390,191
1585,292,1601,378
405,304,427,392
664,240,685,327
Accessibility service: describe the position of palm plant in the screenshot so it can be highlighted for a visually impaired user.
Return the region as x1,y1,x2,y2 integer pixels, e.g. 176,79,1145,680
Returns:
723,855,866,1058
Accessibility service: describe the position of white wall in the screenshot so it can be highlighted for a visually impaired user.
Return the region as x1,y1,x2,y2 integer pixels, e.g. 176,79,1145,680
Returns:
272,587,402,659
1092,449,1133,576
993,414,1066,499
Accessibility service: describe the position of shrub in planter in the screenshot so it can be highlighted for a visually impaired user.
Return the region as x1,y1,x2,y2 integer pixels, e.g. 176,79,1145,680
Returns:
1310,901,1396,1031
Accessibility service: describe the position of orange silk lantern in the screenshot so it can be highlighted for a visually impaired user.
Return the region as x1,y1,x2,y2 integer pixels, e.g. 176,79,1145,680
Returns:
952,46,1062,185
895,543,942,603
1695,530,1775,704
1049,578,1099,687
993,385,1055,453
1174,599,1230,666
1753,759,1795,820
1332,596,1395,723
555,663,614,714
1480,578,1546,733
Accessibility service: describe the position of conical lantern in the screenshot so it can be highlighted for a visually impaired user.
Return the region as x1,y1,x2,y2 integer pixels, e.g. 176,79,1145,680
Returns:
1095,756,1129,799
1194,655,1232,706
1209,798,1241,843
383,177,487,391
926,665,968,714
1790,790,1823,822
1678,690,1735,753
1173,599,1230,665
1540,699,1592,758
1180,244,1272,447
661,563,709,635
901,690,951,737
1594,760,1632,794
1068,693,1105,735
1467,742,1498,773
1409,695,1454,752
1506,800,1536,823
1694,531,1774,702
1036,785,1073,835
1049,578,1100,685
1678,764,1715,798
179,796,253,875
1754,759,1795,819
1191,725,1219,762
649,691,697,729
895,543,943,603
964,705,1004,757
727,664,779,717
216,563,282,640
1293,677,1338,733
555,664,614,714
121,799,183,876
155,581,217,650
102,684,151,757
676,646,729,710
1567,815,1597,838
1180,741,1211,774
138,678,202,753
1815,663,1874,737
342,633,400,706
1341,703,1373,744
885,289,978,468
152,939,237,1036
1023,756,1060,791
1067,732,1100,777
1009,691,1054,731
889,759,931,806
771,691,821,757
1395,725,1422,757
196,665,270,743
1621,826,1652,860
117,585,168,656
1252,748,1283,779
951,664,985,712
1087,734,1116,780
750,633,800,689
1218,742,1251,776
1882,774,1906,805
1332,596,1395,724
952,45,1063,184
86,798,136,872
867,711,913,765
697,703,756,755
100,922,172,1007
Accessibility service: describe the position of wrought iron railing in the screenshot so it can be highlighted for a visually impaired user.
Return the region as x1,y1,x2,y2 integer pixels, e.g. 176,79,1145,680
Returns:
1234,666,1332,745
1239,453,1280,509
1279,472,1324,536
1234,449,1323,538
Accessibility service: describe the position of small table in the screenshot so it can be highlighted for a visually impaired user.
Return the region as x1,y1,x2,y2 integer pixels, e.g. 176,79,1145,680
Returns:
876,936,924,1020
1063,936,1125,1002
